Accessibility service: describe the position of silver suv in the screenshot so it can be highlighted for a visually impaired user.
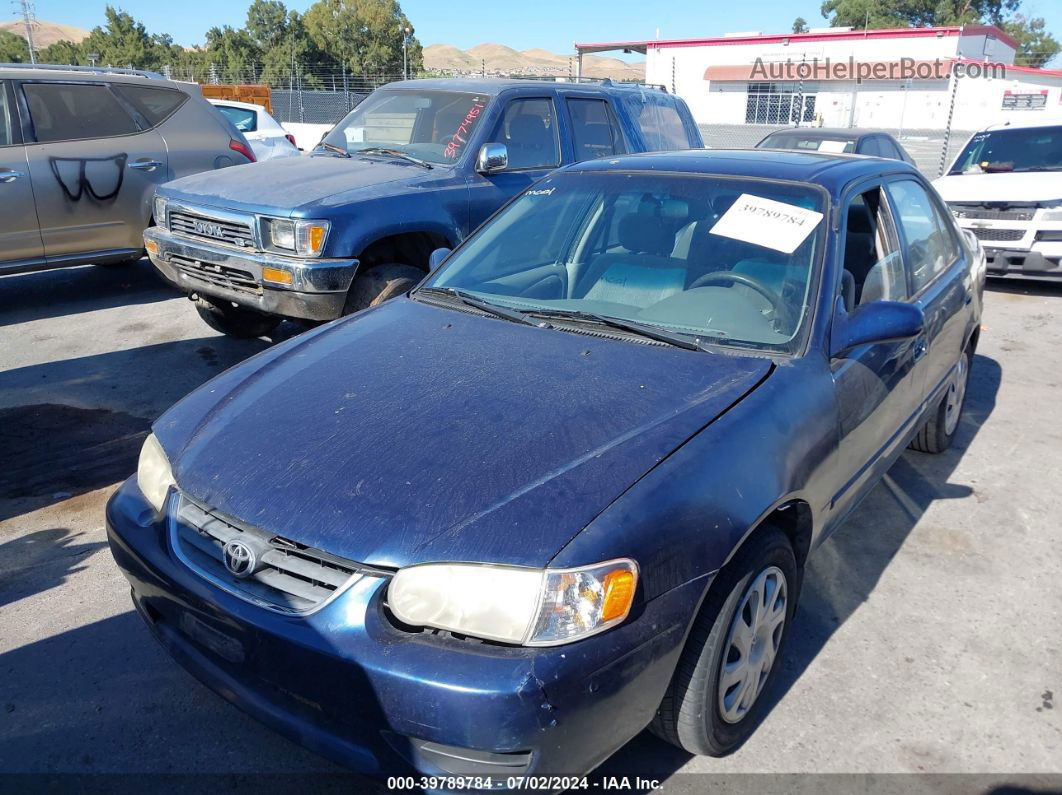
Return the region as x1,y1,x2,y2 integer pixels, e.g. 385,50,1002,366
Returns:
0,64,255,275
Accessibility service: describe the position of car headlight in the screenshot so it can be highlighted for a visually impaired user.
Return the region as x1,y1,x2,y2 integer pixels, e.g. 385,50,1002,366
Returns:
263,218,330,257
388,558,638,646
137,433,175,513
153,195,168,229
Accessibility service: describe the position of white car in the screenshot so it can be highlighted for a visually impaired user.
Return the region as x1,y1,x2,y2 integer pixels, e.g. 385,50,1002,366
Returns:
933,117,1062,279
208,99,300,162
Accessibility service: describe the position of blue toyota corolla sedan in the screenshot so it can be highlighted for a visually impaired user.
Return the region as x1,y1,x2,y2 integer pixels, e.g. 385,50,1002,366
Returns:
106,149,984,783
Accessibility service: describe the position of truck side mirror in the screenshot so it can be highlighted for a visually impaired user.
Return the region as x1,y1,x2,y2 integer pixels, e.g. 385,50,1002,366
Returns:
429,248,452,270
476,143,508,174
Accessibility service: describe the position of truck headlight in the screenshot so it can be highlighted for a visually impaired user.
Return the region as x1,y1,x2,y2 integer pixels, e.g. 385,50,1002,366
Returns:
153,196,168,229
388,558,638,646
263,218,330,257
137,433,175,513
1041,200,1062,222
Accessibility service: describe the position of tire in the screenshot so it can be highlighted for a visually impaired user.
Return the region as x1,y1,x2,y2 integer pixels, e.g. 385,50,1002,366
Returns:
909,348,971,454
343,263,425,314
194,297,280,339
651,526,797,757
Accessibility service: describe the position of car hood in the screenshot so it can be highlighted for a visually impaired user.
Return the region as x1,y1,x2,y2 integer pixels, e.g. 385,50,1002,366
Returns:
155,300,772,569
160,154,438,215
933,171,1062,203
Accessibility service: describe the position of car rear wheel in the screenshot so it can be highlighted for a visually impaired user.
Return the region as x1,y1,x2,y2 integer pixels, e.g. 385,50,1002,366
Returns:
651,527,797,756
343,263,425,314
195,297,280,339
909,348,971,454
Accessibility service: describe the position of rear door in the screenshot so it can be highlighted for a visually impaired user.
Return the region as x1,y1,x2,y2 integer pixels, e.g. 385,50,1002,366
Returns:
565,96,627,162
883,176,970,407
0,79,44,269
466,95,563,233
18,79,169,261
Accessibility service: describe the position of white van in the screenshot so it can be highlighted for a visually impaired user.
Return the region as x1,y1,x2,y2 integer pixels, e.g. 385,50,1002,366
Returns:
933,117,1062,279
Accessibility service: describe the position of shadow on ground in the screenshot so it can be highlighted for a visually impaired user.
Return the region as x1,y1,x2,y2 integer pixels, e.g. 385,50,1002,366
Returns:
0,528,108,608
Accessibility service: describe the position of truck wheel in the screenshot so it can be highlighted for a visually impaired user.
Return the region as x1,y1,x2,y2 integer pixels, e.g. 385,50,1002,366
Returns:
650,526,797,757
343,264,425,314
909,348,971,454
195,297,280,339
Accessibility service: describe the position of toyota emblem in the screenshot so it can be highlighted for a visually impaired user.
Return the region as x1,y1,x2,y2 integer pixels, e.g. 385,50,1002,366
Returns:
223,540,256,578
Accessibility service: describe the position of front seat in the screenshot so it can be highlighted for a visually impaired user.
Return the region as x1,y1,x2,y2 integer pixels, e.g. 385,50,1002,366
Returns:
575,211,686,308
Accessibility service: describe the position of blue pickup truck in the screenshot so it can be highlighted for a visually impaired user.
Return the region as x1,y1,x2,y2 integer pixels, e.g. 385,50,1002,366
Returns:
144,78,703,337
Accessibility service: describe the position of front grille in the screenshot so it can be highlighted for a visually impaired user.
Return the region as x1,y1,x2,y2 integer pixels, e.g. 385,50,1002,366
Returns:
950,204,1035,222
172,496,377,613
170,254,261,296
169,209,255,248
970,228,1025,242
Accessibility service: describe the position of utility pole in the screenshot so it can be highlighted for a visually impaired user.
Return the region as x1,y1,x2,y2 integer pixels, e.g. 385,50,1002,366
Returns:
13,0,38,64
402,26,411,80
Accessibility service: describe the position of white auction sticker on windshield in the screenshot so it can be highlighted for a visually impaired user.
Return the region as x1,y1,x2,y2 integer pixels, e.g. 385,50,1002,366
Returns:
709,193,823,254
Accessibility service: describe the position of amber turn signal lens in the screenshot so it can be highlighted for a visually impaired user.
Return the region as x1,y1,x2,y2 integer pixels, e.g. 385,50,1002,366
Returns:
145,239,159,255
262,266,294,286
307,225,326,253
600,568,636,622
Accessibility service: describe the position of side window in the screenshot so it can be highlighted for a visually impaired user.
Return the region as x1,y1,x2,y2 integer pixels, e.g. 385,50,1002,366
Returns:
214,104,258,133
842,188,908,308
0,82,12,147
491,98,560,170
860,136,883,157
880,138,902,160
112,84,188,127
638,102,690,151
567,98,625,162
22,82,140,143
886,179,960,293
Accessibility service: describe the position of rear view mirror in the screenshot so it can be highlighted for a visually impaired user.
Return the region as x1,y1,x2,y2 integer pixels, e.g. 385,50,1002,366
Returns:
831,300,924,357
476,143,508,174
429,248,453,270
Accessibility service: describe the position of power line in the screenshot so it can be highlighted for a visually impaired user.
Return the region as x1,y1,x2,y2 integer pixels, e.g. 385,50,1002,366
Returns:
12,0,37,65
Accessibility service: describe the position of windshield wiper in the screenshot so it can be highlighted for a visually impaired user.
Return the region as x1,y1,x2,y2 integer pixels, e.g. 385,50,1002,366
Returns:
416,287,547,328
356,147,433,169
529,309,715,352
1012,166,1062,172
314,141,350,158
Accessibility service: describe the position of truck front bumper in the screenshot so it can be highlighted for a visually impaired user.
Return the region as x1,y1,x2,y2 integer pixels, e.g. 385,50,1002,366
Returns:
982,244,1062,278
145,226,357,322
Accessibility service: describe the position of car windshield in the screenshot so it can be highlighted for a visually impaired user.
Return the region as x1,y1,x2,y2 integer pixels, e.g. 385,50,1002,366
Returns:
760,133,857,154
949,125,1062,174
422,171,827,355
320,89,491,164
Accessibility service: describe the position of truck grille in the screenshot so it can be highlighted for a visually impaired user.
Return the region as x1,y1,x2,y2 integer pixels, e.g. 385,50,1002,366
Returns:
949,204,1035,222
970,228,1024,242
169,209,255,248
171,496,377,613
170,254,261,296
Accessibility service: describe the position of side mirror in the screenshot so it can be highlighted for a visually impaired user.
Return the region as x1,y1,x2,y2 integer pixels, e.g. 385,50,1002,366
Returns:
830,299,924,358
428,247,452,270
476,143,508,174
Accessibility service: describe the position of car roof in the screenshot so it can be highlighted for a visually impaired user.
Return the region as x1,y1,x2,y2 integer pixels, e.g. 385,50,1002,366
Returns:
0,64,186,90
563,148,919,193
380,77,669,98
761,127,894,141
980,116,1062,132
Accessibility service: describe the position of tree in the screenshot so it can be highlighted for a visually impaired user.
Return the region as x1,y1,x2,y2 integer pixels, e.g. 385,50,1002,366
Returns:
0,29,29,63
204,25,262,82
303,0,421,75
1002,14,1060,67
79,7,167,69
38,39,83,65
820,0,1020,29
792,17,809,34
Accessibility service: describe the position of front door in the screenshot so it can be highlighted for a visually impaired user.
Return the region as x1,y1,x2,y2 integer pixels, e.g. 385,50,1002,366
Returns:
466,96,562,234
0,79,44,269
828,185,927,521
18,80,168,262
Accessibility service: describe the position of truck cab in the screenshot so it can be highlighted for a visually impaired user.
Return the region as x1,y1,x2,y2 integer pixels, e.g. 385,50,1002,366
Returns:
145,78,703,337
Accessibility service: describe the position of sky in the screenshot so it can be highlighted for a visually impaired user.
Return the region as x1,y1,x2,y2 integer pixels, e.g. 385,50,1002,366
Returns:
5,0,1062,61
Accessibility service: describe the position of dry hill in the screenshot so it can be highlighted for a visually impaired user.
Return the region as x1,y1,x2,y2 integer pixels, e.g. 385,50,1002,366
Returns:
424,43,645,81
0,18,89,48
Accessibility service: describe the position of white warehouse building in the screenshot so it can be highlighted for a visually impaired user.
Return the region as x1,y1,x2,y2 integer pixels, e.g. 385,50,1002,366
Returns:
577,25,1062,132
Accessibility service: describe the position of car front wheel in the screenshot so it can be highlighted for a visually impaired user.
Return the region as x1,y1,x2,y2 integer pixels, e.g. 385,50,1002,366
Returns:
343,263,425,314
651,526,797,756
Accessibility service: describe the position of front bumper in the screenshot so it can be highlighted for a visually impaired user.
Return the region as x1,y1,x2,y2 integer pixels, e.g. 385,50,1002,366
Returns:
981,246,1062,278
105,478,699,783
145,226,357,322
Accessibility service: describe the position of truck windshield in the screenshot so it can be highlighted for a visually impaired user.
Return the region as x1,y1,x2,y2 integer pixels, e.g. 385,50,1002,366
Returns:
320,90,491,165
949,125,1062,174
422,171,827,355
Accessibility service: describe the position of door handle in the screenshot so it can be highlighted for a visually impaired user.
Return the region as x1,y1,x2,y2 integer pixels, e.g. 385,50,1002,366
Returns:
0,169,24,183
128,160,163,172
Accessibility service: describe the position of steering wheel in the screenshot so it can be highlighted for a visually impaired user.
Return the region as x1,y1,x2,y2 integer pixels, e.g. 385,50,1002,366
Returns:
687,271,790,324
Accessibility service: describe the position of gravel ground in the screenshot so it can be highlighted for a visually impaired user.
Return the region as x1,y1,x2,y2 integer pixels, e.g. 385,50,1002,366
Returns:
0,261,1059,791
